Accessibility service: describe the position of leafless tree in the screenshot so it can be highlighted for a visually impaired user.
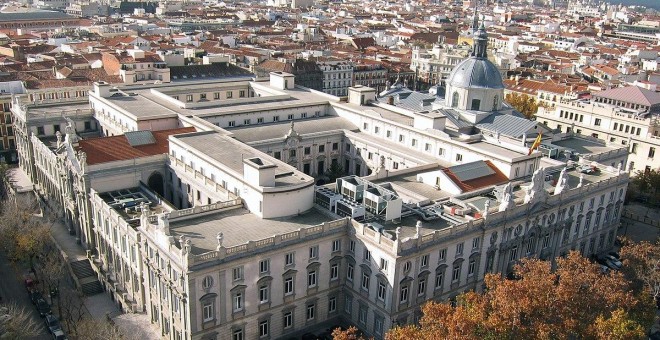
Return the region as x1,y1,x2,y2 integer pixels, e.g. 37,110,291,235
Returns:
74,318,125,340
58,287,86,337
0,302,42,339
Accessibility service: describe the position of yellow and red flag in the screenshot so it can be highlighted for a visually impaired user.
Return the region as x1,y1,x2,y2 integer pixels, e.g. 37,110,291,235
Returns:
528,133,542,155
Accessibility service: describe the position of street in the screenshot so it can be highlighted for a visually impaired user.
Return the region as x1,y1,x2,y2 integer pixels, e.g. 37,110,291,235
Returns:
0,250,50,339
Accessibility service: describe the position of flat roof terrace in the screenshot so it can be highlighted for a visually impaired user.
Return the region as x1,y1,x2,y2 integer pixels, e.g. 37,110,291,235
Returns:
171,131,314,187
99,186,171,227
552,137,622,155
169,207,337,254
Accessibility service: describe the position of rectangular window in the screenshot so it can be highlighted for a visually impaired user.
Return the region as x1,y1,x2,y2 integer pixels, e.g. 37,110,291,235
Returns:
239,90,246,98
361,273,370,291
649,147,656,158
288,114,294,120
307,304,315,320
349,240,355,253
186,95,193,102
284,277,294,295
347,263,354,281
439,248,447,262
399,134,404,142
377,281,386,301
438,148,445,156
308,270,317,287
452,265,461,282
363,249,371,261
226,91,233,99
468,259,476,275
456,242,464,255
594,118,601,126
418,277,426,296
285,252,294,266
258,320,268,337
202,301,213,322
412,138,418,147
359,307,367,325
435,272,444,289
232,329,243,340
257,117,264,124
331,263,339,280
273,151,281,159
472,237,480,249
283,312,292,329
380,258,388,271
273,115,280,122
309,246,318,259
421,254,429,267
332,239,341,252
400,286,409,303
456,154,463,162
233,292,243,311
304,146,311,155
259,259,269,273
328,297,337,313
332,142,339,150
386,130,392,138
232,267,243,281
259,285,269,303
228,121,235,127
345,296,353,313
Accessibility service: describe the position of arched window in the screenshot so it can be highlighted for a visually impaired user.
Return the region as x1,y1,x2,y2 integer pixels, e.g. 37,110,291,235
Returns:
492,95,499,111
451,92,459,108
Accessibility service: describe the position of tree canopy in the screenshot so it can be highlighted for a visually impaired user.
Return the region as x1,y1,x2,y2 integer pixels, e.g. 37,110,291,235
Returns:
334,251,655,340
505,92,544,119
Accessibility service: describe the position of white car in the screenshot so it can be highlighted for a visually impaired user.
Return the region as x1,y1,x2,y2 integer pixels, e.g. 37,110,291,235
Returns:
603,255,622,268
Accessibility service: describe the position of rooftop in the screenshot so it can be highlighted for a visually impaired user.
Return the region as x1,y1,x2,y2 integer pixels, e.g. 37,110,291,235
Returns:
552,137,620,156
228,116,359,143
78,127,196,165
99,186,171,227
171,131,314,187
169,207,336,254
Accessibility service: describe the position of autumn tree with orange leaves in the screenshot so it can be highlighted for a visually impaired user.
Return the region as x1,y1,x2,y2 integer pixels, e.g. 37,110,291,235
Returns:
334,251,655,340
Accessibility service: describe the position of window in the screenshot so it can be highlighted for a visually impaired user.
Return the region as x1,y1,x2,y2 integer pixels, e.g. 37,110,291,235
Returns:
232,267,243,281
273,115,280,122
330,263,339,280
421,254,429,268
284,277,294,295
456,154,463,162
304,147,311,155
259,259,270,274
345,296,353,314
285,252,294,266
439,248,447,262
332,142,339,150
37,126,44,135
226,91,233,99
258,320,268,337
398,134,405,143
363,122,368,130
273,151,281,159
308,270,317,287
361,273,370,291
418,277,426,296
213,92,220,99
425,143,432,152
456,242,464,255
347,263,354,281
233,292,243,311
259,285,269,303
307,304,315,320
288,114,294,120
435,272,444,289
202,276,213,289
289,149,296,157
363,249,371,261
332,239,341,252
542,234,550,249
309,246,318,259
470,99,481,110
451,92,459,108
239,90,246,98
202,301,213,322
232,329,243,340
472,237,480,249
186,95,193,102
257,117,264,124
374,126,380,134
400,286,409,303
510,246,518,260
283,312,293,329
632,143,638,154
318,144,325,153
412,138,417,147
649,147,656,158
452,264,461,282
380,258,388,271
377,283,386,301
329,297,337,313
468,259,476,275
438,148,445,156
359,307,367,325
386,130,392,138
492,95,499,110
243,119,251,125
228,121,235,127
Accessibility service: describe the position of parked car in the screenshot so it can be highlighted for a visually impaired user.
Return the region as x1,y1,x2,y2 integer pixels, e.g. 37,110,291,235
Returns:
29,291,43,305
35,298,51,317
603,255,622,268
608,251,620,259
579,165,597,174
44,314,61,334
52,329,68,340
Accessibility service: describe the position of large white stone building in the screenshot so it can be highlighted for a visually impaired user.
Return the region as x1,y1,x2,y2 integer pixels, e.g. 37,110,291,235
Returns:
536,85,660,172
11,25,629,340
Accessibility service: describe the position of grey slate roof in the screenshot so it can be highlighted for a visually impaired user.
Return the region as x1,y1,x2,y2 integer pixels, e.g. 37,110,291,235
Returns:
227,116,359,143
0,11,74,22
447,57,504,89
475,113,538,138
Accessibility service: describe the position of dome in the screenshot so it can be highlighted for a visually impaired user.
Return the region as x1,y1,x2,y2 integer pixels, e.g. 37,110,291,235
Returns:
446,57,504,89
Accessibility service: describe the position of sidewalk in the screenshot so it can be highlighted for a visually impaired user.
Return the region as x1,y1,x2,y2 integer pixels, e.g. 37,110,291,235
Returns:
48,218,159,338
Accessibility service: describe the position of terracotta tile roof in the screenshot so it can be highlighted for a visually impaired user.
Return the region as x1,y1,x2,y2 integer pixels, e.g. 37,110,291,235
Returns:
442,160,509,192
78,127,196,165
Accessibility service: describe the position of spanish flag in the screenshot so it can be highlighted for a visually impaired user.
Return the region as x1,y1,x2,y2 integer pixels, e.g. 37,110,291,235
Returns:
528,133,542,155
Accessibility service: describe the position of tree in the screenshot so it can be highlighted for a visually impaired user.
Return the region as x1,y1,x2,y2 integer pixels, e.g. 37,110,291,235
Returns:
338,252,654,340
75,318,124,340
620,239,660,309
326,161,345,182
628,169,660,203
505,92,544,119
0,302,42,339
0,162,8,201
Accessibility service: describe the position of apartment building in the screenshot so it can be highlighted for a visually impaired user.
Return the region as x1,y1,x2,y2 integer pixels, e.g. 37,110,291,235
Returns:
318,61,354,97
0,95,16,163
536,85,660,172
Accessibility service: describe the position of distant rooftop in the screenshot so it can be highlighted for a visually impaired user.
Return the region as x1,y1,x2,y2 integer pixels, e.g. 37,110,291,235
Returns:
0,10,75,22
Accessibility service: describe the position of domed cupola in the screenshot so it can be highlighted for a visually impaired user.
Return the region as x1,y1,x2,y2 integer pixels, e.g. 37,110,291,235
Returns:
445,22,505,112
